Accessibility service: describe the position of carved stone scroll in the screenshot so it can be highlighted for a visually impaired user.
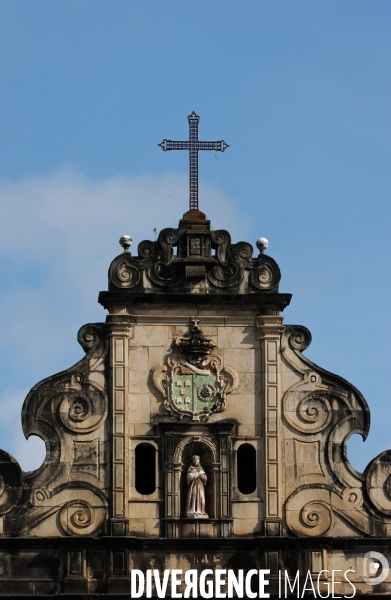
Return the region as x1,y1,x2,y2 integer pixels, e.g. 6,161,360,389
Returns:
281,324,391,538
0,323,109,537
108,217,282,295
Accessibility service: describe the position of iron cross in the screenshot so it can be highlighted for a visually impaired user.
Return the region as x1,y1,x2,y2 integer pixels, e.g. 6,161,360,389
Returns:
158,112,229,211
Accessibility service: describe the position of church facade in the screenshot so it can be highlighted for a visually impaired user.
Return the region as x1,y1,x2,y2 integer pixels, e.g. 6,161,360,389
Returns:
0,207,390,596
0,115,390,597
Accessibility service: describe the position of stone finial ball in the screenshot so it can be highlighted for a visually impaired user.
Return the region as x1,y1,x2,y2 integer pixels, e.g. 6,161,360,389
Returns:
256,237,269,253
119,235,133,251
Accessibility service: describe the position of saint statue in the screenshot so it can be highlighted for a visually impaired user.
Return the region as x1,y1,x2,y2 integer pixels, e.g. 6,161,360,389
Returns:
185,455,208,518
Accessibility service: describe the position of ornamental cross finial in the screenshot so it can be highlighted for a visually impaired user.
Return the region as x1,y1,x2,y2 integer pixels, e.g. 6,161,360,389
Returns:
159,112,229,211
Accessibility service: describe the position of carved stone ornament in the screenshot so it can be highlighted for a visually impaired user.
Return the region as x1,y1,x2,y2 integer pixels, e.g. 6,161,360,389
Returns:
151,319,238,422
281,325,391,538
107,212,282,295
0,323,109,537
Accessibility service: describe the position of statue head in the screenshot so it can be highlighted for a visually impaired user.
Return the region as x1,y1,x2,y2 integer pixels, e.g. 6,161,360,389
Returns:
191,455,201,466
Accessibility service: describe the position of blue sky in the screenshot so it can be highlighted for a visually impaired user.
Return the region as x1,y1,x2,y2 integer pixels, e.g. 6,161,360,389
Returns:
0,0,390,471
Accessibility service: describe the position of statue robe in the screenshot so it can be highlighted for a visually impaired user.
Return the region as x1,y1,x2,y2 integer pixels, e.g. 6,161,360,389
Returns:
185,465,208,517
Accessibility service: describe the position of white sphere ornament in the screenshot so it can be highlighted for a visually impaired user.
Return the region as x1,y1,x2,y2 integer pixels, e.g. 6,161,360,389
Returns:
256,237,269,253
119,235,132,252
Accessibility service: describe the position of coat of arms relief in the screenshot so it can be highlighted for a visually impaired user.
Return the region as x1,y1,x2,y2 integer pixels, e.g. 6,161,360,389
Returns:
151,318,238,422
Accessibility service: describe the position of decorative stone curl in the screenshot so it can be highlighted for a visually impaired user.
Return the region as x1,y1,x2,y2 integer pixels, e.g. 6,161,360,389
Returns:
300,501,333,536
58,389,107,434
230,241,253,260
109,254,139,289
0,450,22,515
115,260,139,288
250,259,280,290
59,498,106,536
284,391,332,434
286,486,334,537
77,323,107,353
282,325,312,352
366,450,391,517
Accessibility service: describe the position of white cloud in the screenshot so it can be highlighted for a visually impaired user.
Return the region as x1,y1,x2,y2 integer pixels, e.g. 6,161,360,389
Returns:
0,168,251,470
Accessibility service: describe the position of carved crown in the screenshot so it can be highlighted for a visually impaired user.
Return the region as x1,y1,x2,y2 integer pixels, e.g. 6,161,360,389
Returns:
174,318,215,363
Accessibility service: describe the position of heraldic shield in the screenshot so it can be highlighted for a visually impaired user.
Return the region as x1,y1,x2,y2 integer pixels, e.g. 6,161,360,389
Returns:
151,318,238,422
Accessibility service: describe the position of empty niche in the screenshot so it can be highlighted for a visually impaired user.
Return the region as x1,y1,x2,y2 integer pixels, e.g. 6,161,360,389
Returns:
135,443,156,495
237,444,256,495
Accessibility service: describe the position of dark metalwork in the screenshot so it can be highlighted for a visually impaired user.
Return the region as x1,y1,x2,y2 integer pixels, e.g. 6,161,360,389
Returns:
159,111,229,211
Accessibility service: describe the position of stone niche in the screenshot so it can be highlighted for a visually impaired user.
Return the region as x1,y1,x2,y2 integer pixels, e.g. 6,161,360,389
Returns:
1,210,391,595
159,423,234,539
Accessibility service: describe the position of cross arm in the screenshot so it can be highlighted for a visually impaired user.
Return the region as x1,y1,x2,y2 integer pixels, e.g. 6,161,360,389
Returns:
158,139,190,151
196,141,229,152
158,139,229,152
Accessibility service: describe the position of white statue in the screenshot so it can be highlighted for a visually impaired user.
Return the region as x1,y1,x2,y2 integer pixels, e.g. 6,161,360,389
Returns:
185,455,208,518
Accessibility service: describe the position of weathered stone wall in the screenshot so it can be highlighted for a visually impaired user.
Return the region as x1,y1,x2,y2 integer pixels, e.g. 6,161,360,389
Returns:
125,307,264,538
0,537,390,596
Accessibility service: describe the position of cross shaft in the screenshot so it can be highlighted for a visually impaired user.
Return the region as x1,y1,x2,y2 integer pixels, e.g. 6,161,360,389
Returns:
159,112,229,211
